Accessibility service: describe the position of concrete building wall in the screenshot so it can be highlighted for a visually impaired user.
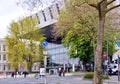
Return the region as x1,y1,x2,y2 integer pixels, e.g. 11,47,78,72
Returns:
0,38,13,73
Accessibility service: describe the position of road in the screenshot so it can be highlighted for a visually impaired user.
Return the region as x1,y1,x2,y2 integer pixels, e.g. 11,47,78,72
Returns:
0,74,92,84
1,74,119,84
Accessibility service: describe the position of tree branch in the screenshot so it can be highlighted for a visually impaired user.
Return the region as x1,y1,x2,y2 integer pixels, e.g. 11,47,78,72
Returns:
99,0,105,5
107,0,116,6
73,2,86,8
89,3,98,9
106,4,120,13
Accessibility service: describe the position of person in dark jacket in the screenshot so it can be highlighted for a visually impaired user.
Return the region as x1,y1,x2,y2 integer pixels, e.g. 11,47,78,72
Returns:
108,68,112,76
11,72,14,78
23,71,28,78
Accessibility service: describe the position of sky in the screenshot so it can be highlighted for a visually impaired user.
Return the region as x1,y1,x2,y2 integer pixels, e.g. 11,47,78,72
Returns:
0,0,54,38
0,0,119,38
0,0,29,38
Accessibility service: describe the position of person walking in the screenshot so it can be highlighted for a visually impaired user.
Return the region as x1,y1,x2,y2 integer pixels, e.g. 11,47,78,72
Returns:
58,68,62,76
11,72,14,78
109,68,112,76
62,68,66,76
23,71,28,78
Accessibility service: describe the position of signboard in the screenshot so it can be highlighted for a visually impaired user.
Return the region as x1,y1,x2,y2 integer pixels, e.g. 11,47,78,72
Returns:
117,42,120,47
42,40,48,47
118,50,120,55
40,68,45,76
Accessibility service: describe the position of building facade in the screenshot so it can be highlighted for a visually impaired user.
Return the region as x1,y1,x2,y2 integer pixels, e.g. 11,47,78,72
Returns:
0,38,13,73
0,0,78,73
35,0,79,65
31,0,79,72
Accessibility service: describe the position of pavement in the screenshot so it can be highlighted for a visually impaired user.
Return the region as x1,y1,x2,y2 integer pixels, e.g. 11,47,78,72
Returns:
0,73,120,84
103,76,120,84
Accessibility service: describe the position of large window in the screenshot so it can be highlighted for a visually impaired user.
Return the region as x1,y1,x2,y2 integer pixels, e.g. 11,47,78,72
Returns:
36,13,40,24
56,3,60,14
3,45,6,51
49,7,53,19
3,65,6,70
42,11,46,21
3,54,6,61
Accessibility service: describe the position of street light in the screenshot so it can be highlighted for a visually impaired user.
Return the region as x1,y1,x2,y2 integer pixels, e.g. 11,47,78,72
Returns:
117,50,120,81
106,36,109,77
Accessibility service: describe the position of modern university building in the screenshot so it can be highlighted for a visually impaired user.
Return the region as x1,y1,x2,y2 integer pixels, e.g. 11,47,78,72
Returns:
28,0,80,72
0,0,80,73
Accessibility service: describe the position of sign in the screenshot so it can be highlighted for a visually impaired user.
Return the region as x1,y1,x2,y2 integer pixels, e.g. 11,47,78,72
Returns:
117,50,120,55
103,53,107,59
42,40,48,47
117,42,120,47
40,68,45,76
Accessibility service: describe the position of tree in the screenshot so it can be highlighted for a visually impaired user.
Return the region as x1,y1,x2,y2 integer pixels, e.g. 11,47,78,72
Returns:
17,0,120,83
85,1,120,84
55,0,120,84
19,17,45,72
55,0,97,71
5,16,45,73
62,28,94,71
5,21,26,71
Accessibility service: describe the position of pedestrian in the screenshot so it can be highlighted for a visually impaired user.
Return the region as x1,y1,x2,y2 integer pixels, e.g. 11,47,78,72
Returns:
23,71,28,78
11,72,14,78
58,68,62,76
62,68,66,76
109,68,112,76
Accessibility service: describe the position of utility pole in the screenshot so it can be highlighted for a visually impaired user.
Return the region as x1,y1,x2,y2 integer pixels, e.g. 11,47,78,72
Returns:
106,36,109,77
118,55,120,81
117,50,120,81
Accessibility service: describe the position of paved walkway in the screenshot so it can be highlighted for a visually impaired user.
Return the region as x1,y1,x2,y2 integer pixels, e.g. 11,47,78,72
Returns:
0,73,120,84
103,76,120,84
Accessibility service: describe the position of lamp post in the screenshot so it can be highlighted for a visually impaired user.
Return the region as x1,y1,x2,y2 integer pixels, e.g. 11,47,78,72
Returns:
42,40,48,73
106,36,109,77
117,50,120,81
115,37,120,81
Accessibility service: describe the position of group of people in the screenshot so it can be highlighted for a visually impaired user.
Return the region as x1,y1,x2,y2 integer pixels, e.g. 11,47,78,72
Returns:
11,71,28,78
58,67,66,76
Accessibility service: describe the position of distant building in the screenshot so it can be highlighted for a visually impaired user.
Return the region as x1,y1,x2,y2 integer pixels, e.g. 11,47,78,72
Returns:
0,38,13,73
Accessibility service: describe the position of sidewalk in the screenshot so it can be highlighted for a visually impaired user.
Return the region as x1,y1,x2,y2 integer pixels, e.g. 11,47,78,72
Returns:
0,73,120,84
104,76,120,84
0,73,35,78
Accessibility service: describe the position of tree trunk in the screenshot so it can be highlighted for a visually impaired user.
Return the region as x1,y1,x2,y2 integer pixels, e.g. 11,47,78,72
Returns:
27,57,33,73
93,15,105,84
27,61,32,73
83,61,87,72
93,1,107,83
93,17,105,84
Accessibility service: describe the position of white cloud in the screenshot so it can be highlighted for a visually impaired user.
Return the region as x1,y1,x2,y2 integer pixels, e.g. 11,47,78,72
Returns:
0,0,28,38
0,0,56,38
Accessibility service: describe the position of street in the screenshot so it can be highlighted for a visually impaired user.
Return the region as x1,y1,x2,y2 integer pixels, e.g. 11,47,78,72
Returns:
0,74,92,84
0,74,120,84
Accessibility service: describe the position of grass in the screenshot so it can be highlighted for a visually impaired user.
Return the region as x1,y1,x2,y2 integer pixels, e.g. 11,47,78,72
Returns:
84,72,109,80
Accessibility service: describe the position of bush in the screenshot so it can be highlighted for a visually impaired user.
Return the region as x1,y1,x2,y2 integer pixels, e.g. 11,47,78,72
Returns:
84,72,93,80
84,72,109,80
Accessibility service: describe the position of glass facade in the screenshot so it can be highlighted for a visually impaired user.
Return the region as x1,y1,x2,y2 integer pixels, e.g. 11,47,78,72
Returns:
46,43,79,65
